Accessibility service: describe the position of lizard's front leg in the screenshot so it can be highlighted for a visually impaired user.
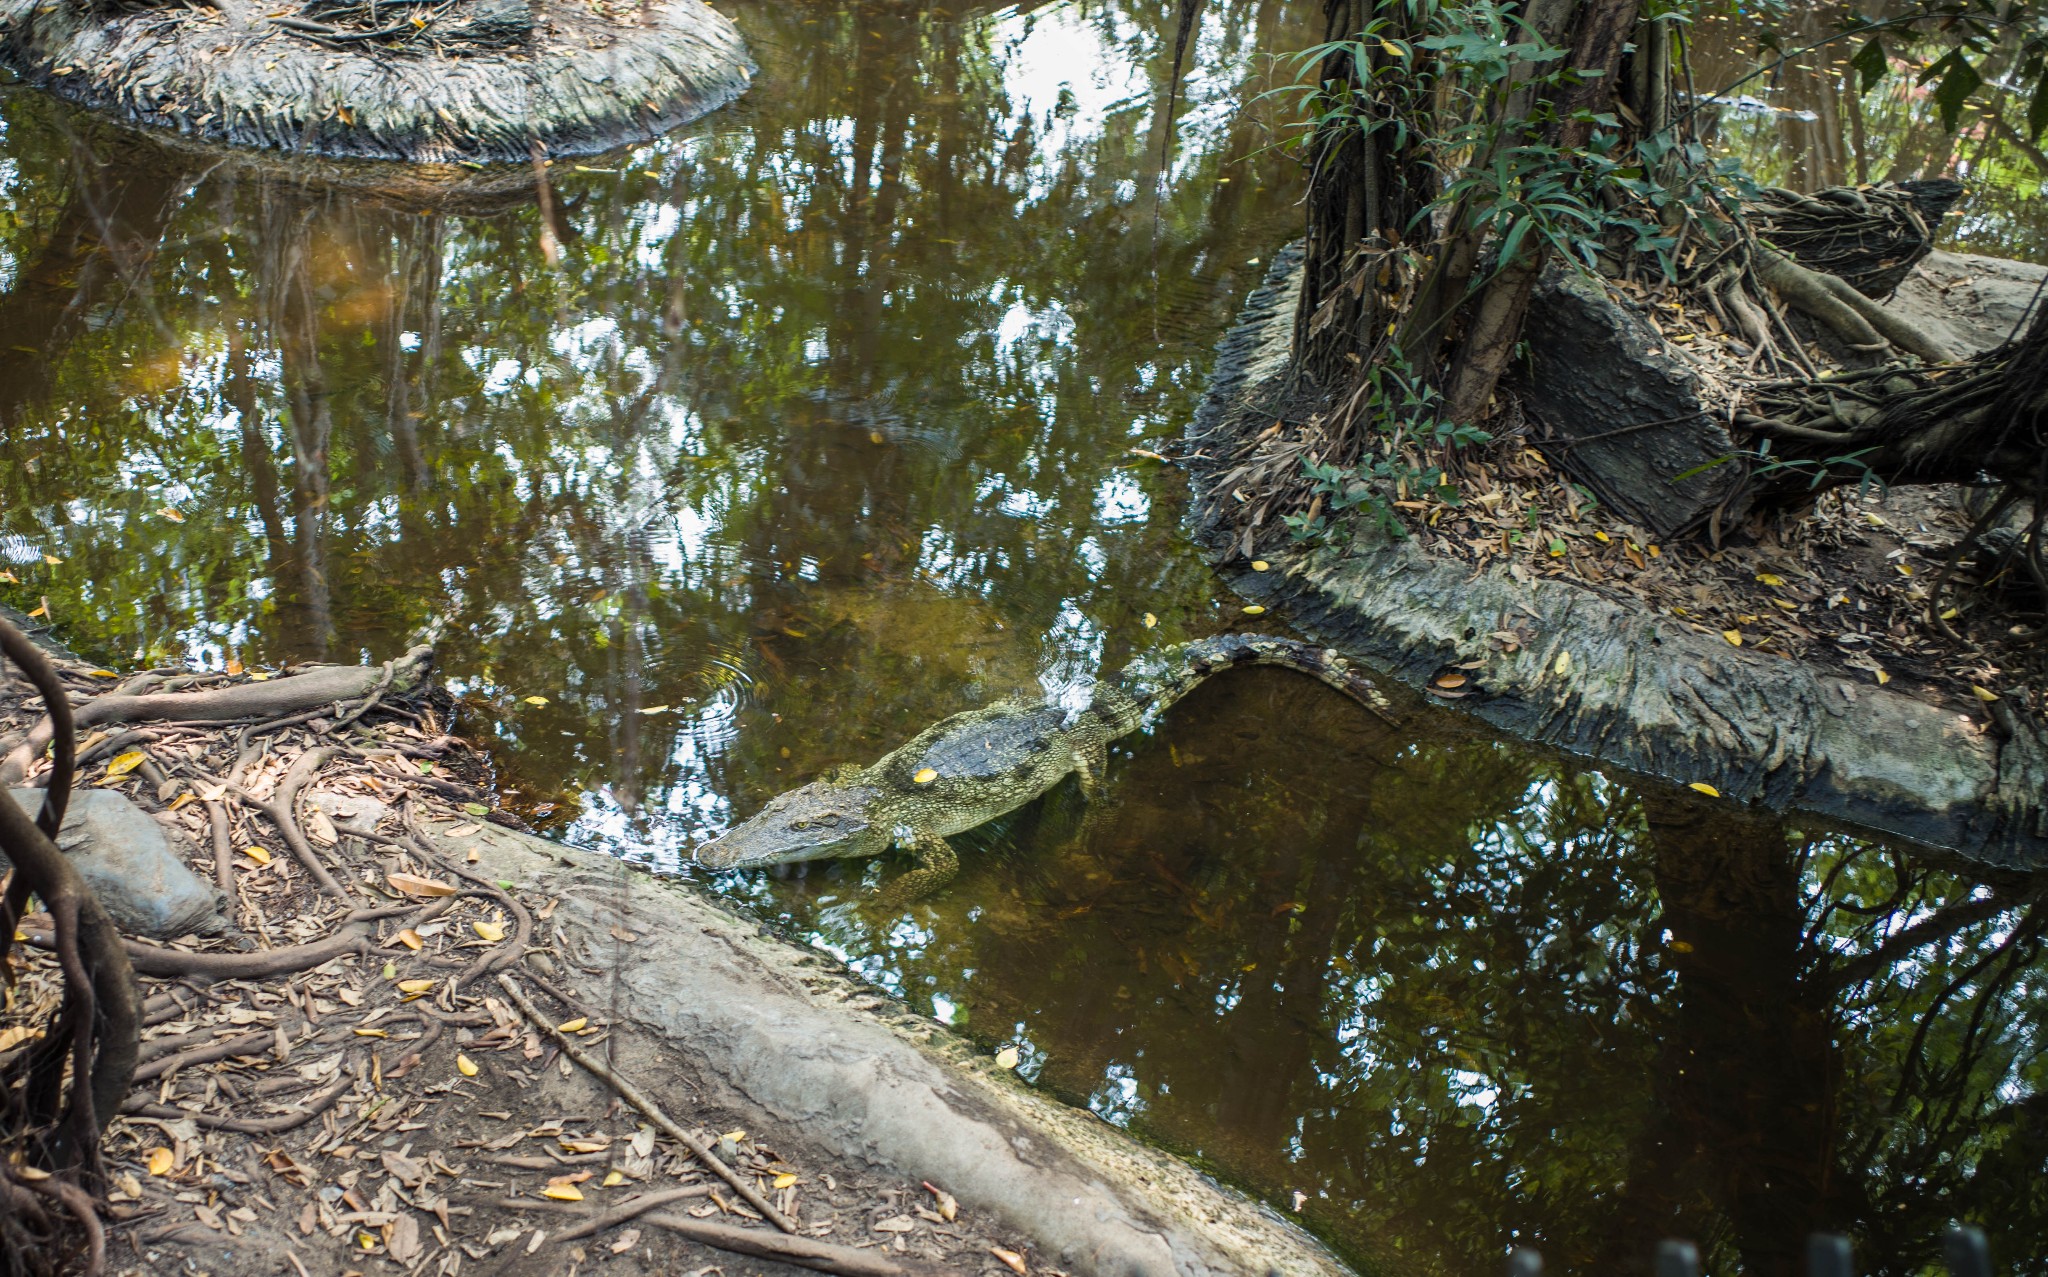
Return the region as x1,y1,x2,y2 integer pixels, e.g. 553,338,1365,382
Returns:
877,827,960,905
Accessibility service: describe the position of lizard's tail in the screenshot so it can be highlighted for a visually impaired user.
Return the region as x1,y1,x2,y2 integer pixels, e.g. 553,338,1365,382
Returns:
1103,633,1395,730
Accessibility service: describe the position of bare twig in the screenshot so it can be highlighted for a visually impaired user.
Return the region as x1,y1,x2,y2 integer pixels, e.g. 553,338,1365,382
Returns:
494,974,797,1233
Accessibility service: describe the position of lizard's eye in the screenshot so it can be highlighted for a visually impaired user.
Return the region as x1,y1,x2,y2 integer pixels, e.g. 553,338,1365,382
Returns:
789,820,809,831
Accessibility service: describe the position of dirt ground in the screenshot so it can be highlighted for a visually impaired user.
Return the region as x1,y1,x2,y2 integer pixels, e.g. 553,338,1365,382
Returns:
0,653,1044,1277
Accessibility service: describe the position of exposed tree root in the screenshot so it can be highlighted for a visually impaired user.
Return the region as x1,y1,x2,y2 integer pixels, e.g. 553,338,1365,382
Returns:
123,1074,351,1134
0,645,430,787
23,925,371,979
0,617,137,1277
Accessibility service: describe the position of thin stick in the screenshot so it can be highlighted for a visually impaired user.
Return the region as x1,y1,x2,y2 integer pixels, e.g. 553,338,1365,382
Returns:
549,1185,713,1241
494,974,796,1233
491,1198,940,1277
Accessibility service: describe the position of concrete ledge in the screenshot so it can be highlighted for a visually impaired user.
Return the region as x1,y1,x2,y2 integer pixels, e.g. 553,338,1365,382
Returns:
429,817,1353,1277
1184,249,2048,868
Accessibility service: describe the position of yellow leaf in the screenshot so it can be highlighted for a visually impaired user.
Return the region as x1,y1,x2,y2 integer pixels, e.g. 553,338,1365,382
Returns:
601,1169,625,1187
395,929,424,951
637,705,670,715
1895,563,1913,576
994,1046,1020,1070
225,659,244,676
1971,685,2000,703
249,672,269,681
386,872,457,898
1722,630,1743,647
1250,560,1270,571
474,920,506,943
359,1233,377,1250
42,555,60,566
159,507,184,522
523,695,549,706
147,1147,174,1176
1646,545,1661,558
1772,599,1798,612
556,1017,587,1034
456,1054,479,1077
168,792,195,811
1939,607,1959,621
1142,613,1157,628
396,979,434,994
1688,782,1721,797
543,1184,584,1202
773,1173,798,1189
352,1028,389,1038
1756,572,1785,586
1553,651,1571,677
243,846,272,866
1593,530,1610,543
990,1246,1029,1275
1669,939,1696,954
1379,37,1405,56
912,768,938,784
25,605,45,618
1242,605,1266,615
87,669,117,678
1876,670,1891,686
1864,511,1889,528
104,750,146,779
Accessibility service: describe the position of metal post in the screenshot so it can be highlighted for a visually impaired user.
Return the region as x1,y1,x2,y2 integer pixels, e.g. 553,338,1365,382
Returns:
1656,1239,1702,1277
1945,1225,1991,1277
1806,1232,1854,1277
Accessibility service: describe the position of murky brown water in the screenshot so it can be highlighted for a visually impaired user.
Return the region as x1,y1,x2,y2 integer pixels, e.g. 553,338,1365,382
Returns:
1,2,2045,1271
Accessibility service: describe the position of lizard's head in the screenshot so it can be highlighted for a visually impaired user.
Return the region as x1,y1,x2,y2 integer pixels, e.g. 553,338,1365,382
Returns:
693,776,885,870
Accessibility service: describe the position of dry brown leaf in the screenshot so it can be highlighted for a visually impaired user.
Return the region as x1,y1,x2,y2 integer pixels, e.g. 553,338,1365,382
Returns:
386,872,456,898
990,1246,1028,1273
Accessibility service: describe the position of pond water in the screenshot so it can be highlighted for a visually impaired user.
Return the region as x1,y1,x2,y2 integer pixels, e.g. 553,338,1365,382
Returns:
2,1,2046,1272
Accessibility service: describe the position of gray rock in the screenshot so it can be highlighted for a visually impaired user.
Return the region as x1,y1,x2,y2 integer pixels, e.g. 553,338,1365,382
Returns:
306,790,389,837
1881,250,2047,357
5,789,226,938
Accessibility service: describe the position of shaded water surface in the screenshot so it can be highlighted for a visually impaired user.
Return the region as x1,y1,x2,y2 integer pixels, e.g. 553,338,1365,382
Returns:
1,2,2045,1271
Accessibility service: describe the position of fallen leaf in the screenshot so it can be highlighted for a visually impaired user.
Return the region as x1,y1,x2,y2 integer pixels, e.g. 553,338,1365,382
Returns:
990,1246,1028,1274
463,802,489,816
1722,630,1743,647
1971,686,2000,703
104,750,146,780
872,1215,917,1234
720,1129,746,1144
1554,651,1571,677
394,930,424,951
1688,782,1721,798
396,979,434,994
994,1046,1020,1070
1433,673,1467,690
147,1148,175,1177
353,1028,390,1038
445,822,482,837
1250,560,1270,571
1242,605,1266,615
603,1170,625,1187
555,1018,587,1034
199,782,228,802
542,1184,583,1202
773,1173,798,1189
456,1054,479,1077
912,768,938,784
609,1227,641,1254
637,705,670,715
474,920,506,943
387,872,456,898
243,846,272,866
305,807,338,846
522,696,549,707
1756,572,1785,586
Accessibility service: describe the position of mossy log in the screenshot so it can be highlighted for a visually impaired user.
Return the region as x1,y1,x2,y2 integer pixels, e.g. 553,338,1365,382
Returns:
0,0,753,162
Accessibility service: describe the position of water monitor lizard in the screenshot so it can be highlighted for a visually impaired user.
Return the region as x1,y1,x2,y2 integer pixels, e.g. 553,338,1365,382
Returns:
693,633,1392,900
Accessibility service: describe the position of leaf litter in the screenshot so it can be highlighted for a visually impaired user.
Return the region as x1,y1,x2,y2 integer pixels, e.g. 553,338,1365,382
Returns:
0,657,1046,1277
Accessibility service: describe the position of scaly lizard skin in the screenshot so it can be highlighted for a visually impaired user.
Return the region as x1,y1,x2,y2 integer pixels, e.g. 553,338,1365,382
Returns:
693,634,1391,900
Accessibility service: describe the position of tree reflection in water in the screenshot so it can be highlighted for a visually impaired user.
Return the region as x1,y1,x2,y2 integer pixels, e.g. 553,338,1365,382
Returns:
0,0,2043,1270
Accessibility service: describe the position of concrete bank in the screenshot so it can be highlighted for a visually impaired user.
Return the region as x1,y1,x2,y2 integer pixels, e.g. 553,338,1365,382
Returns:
1184,248,2048,868
0,0,752,162
425,815,1353,1277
